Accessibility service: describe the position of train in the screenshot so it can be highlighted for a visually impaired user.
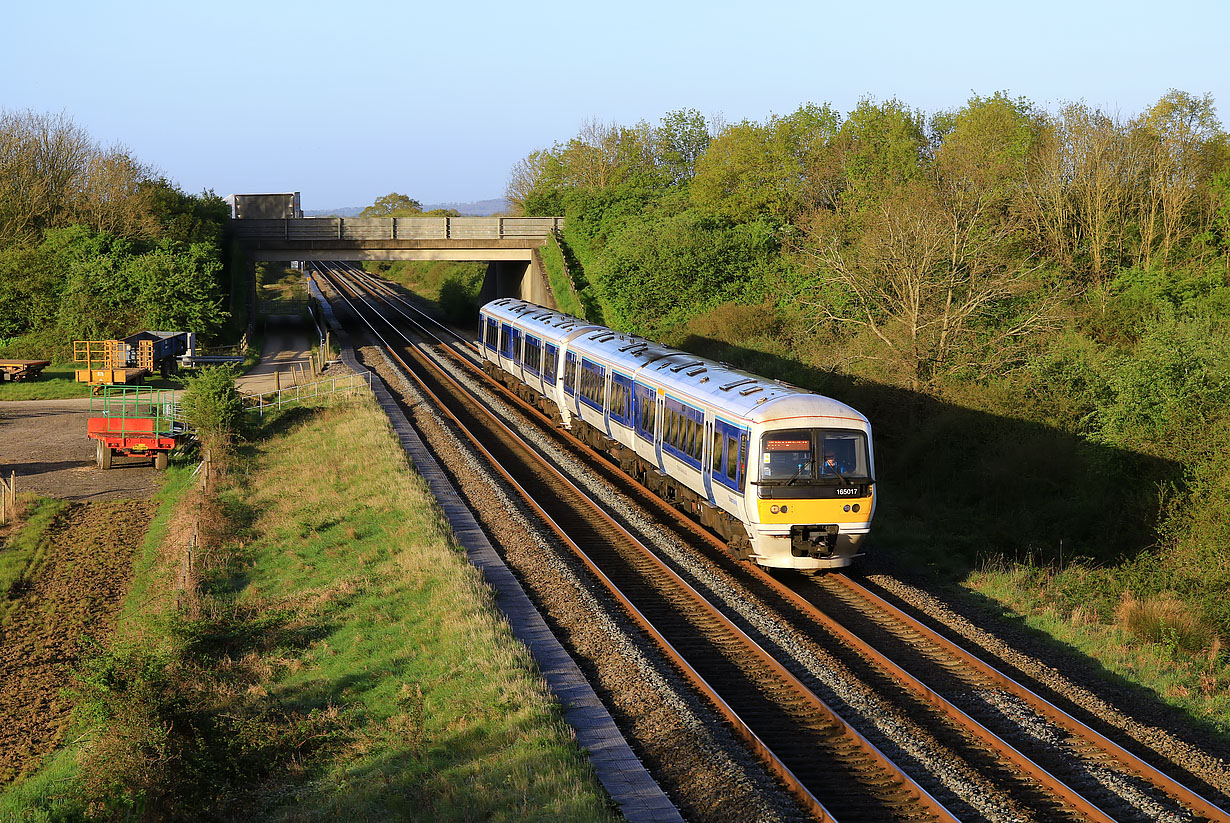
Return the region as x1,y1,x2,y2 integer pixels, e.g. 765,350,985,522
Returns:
477,298,876,571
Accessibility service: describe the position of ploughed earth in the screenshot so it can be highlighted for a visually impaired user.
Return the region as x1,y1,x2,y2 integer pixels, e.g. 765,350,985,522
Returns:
0,500,155,784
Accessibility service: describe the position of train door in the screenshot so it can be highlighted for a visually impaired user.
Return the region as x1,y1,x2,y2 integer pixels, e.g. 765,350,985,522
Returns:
499,323,513,362
655,392,665,471
703,418,716,504
510,328,522,365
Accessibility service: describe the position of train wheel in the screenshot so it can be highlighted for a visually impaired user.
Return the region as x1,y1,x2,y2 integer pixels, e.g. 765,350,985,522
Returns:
97,440,112,470
154,451,168,471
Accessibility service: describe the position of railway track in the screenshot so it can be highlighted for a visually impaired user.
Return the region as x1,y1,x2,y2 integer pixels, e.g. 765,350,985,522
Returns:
312,261,1230,823
314,262,951,822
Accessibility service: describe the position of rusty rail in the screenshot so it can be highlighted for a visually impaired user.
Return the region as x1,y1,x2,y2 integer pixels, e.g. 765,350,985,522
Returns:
321,265,959,823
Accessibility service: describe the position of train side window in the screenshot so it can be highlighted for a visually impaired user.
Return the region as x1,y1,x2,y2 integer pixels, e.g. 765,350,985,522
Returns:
545,346,557,382
500,325,511,357
725,436,738,480
692,420,703,461
683,419,694,457
711,425,721,472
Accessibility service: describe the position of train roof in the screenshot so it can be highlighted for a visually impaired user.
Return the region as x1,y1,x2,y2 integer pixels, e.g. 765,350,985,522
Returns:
644,353,866,425
483,298,604,344
480,299,869,428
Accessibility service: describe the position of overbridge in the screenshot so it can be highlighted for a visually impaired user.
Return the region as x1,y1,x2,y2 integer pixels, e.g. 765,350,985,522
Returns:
230,215,566,307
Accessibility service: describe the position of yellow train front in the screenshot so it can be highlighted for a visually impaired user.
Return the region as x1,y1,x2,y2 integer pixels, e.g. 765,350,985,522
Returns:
743,403,876,569
478,299,876,571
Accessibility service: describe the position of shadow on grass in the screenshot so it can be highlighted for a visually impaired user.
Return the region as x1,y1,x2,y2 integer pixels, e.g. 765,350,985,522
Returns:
677,334,1177,576
887,577,1230,773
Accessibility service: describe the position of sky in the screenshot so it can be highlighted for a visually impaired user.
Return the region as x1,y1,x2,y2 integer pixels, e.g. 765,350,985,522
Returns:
4,0,1226,211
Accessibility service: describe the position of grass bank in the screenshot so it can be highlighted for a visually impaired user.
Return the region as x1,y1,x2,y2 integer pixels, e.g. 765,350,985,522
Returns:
366,260,486,325
3,395,616,821
0,363,191,401
538,237,585,318
0,364,91,400
0,497,68,624
966,558,1230,735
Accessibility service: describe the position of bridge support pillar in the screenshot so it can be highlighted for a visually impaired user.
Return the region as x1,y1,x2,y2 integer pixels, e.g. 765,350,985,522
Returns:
479,257,557,309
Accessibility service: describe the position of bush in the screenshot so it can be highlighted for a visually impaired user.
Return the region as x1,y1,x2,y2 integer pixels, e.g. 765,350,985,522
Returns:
179,365,244,450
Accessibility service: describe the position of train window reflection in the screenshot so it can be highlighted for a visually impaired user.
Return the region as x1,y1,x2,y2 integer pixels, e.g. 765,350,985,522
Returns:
759,429,869,482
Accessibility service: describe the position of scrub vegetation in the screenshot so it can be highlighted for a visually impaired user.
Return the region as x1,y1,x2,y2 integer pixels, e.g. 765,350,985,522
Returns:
1,395,615,820
366,259,487,324
509,92,1230,725
0,110,234,363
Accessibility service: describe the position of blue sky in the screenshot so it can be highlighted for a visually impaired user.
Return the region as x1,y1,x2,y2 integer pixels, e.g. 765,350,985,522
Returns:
4,0,1225,210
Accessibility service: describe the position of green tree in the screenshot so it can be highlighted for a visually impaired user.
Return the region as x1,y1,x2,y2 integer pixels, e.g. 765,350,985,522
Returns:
653,108,712,184
932,92,1038,209
361,192,423,217
691,104,841,223
836,97,928,205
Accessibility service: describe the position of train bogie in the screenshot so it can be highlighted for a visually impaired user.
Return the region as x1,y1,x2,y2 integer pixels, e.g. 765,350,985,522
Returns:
478,299,876,571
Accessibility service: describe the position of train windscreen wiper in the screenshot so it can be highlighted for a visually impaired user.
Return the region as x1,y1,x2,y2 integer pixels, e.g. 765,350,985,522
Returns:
787,459,814,486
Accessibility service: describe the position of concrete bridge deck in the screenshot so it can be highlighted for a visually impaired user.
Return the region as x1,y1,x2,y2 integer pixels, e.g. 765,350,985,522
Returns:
232,216,565,306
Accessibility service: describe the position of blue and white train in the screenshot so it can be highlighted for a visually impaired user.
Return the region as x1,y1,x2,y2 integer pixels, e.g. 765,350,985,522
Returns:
478,298,876,570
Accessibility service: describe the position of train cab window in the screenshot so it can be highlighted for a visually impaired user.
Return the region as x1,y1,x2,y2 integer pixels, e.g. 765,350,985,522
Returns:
761,429,816,482
819,431,869,477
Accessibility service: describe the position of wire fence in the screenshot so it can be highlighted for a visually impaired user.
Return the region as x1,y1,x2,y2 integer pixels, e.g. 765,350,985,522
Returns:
240,370,373,416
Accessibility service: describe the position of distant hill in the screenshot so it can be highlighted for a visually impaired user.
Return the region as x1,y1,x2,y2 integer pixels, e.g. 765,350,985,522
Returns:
303,198,509,218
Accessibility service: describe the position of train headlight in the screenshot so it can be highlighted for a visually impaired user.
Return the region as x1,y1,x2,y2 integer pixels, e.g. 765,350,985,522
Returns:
843,504,851,512
852,504,860,513
770,505,780,514
780,505,787,514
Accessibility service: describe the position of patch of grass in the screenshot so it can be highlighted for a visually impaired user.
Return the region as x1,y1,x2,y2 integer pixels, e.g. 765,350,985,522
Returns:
115,464,198,634
0,497,68,624
966,558,1230,734
224,398,617,819
5,396,616,820
0,362,188,401
0,363,90,400
539,237,584,318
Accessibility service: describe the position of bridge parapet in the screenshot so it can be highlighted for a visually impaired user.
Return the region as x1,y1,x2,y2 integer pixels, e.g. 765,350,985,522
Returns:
231,216,564,241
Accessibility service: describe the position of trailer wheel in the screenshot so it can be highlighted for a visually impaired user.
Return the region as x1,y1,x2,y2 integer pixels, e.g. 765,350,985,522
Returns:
154,451,168,471
97,440,112,470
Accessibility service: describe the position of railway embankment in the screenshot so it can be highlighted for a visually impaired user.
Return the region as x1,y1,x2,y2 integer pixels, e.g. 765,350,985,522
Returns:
0,395,621,821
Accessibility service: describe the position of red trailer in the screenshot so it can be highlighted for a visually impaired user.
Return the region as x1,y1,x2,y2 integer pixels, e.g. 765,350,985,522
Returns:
86,385,185,470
